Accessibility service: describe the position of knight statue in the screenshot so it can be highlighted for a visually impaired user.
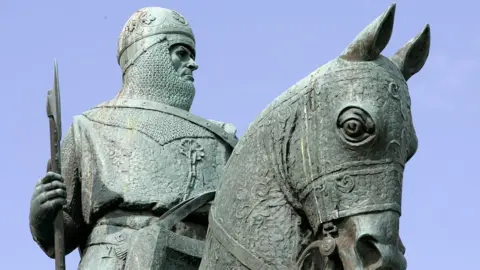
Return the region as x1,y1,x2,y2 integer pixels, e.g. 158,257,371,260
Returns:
29,7,237,269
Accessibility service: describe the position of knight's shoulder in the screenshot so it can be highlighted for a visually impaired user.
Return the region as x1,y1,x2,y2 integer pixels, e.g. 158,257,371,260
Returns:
208,119,238,137
78,100,108,116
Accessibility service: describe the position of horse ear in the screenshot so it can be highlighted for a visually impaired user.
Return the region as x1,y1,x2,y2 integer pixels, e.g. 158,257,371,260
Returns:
390,24,431,81
341,3,396,61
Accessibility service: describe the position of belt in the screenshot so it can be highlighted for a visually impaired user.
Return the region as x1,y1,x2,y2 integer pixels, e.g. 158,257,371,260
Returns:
87,190,216,259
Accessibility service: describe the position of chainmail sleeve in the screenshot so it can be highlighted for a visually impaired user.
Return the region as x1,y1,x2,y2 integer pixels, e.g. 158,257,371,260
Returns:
61,122,88,255
38,122,87,258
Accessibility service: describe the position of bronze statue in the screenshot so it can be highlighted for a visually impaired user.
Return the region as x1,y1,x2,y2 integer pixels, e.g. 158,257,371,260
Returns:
29,7,237,269
29,3,430,270
199,3,430,269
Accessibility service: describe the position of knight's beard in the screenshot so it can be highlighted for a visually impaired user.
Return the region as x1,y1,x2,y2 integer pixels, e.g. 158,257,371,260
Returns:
117,41,195,111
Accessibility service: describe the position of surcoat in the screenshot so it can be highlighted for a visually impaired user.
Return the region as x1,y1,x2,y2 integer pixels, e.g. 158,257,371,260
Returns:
73,99,236,223
40,98,237,269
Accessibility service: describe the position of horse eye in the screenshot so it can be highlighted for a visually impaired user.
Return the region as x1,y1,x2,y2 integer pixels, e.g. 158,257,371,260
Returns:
343,119,364,138
337,107,375,145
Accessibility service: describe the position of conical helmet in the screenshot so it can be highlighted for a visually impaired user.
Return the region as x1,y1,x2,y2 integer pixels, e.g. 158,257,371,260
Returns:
117,7,195,73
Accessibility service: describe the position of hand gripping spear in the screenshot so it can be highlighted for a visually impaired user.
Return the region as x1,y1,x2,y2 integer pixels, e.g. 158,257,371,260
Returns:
46,60,66,270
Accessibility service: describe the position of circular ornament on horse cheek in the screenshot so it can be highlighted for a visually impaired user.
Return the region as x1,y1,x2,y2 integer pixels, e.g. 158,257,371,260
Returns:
320,236,336,256
388,82,400,100
336,175,355,193
386,140,402,162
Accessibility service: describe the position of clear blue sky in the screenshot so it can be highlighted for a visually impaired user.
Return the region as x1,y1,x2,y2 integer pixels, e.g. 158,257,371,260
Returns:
1,0,477,269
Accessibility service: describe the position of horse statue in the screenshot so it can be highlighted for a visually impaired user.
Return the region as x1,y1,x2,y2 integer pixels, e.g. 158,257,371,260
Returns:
199,3,430,269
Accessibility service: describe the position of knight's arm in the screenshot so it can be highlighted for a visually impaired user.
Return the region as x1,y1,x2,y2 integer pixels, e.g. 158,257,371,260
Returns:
33,123,87,258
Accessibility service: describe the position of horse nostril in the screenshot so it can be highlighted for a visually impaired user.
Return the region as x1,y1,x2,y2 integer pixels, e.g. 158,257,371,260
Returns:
356,234,381,267
355,234,407,270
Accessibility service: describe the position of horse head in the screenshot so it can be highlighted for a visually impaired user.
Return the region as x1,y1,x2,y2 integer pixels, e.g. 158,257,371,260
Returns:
199,3,430,270
292,3,430,269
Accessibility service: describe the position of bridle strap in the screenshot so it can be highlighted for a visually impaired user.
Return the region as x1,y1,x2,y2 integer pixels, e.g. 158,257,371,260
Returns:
208,211,339,270
208,211,275,270
296,222,339,269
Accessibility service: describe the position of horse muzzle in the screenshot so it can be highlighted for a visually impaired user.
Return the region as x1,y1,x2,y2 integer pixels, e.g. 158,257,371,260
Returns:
335,211,406,270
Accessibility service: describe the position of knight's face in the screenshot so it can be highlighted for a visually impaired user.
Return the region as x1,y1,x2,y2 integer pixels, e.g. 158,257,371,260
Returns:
169,44,198,82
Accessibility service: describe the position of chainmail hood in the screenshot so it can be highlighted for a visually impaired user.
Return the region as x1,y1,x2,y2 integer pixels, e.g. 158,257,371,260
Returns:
115,7,196,111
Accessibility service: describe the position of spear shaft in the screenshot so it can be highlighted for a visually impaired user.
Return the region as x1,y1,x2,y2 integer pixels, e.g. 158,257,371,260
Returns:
46,60,66,270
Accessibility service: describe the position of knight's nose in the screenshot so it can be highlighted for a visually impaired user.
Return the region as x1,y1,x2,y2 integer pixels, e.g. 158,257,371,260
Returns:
356,235,406,270
187,59,198,71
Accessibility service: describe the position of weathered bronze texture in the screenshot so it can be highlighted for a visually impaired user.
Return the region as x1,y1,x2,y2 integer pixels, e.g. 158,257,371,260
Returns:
200,3,429,269
29,7,237,269
29,3,429,269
